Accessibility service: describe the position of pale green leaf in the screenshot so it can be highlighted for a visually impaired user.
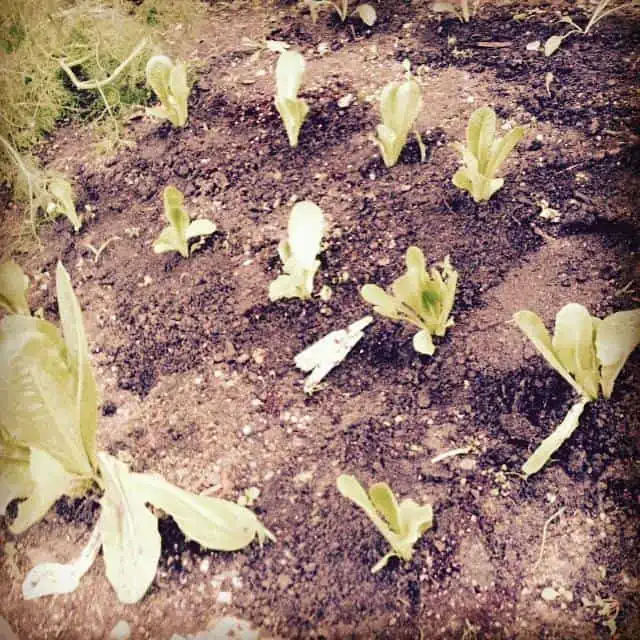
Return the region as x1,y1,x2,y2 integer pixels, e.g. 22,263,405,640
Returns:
163,186,189,234
131,472,274,550
276,50,306,101
452,167,473,194
466,106,496,172
522,399,587,477
413,330,435,355
0,315,94,476
431,2,462,19
98,453,161,604
552,303,599,400
269,274,303,301
55,263,98,470
0,261,30,315
145,55,172,105
513,310,588,398
0,436,32,516
11,448,78,534
48,178,81,232
596,309,640,399
185,219,216,241
354,3,377,25
276,98,309,147
168,61,189,126
22,525,101,599
146,105,171,121
369,483,401,532
288,201,325,270
360,284,400,318
485,126,525,178
544,35,563,57
153,227,186,257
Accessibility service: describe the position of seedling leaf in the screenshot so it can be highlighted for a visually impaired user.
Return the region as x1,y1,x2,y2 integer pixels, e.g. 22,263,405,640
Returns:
275,51,309,147
131,472,274,550
0,261,30,315
361,248,457,355
0,436,32,516
48,178,81,232
146,55,189,127
354,4,377,25
596,309,640,399
269,201,325,301
337,474,434,573
98,453,161,604
522,400,587,477
374,78,422,167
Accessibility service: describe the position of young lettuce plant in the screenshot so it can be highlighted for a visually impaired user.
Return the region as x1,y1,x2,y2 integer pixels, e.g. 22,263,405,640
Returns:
302,0,377,25
452,106,524,203
0,263,273,604
361,247,458,355
145,55,189,127
153,186,216,258
431,0,478,22
269,201,326,301
544,1,639,56
275,50,309,148
373,75,423,168
337,474,434,573
513,304,640,477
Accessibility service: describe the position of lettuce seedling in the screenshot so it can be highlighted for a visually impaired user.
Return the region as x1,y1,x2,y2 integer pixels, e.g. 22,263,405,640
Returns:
1,263,273,604
452,106,524,203
0,261,30,315
431,0,478,22
361,247,458,355
302,0,377,25
269,201,326,301
544,1,638,56
153,186,216,258
373,76,423,168
275,51,309,148
46,177,82,232
337,474,434,573
514,304,640,476
145,55,189,127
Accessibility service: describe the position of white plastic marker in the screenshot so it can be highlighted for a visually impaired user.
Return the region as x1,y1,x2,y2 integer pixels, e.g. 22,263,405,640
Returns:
295,316,373,393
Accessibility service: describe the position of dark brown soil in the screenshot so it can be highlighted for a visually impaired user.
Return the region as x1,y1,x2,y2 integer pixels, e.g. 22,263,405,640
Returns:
1,1,639,639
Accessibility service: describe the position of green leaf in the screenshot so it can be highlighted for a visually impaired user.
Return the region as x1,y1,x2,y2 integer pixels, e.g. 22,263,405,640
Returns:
153,226,185,257
275,51,309,147
544,35,563,57
485,127,525,178
466,106,495,172
185,219,216,241
360,284,400,318
145,55,172,105
522,399,587,477
131,472,274,550
168,61,189,127
269,202,324,300
22,524,101,599
55,263,98,470
551,303,600,401
375,79,422,168
0,435,32,516
337,474,433,573
163,186,189,234
98,453,161,604
11,448,78,534
513,310,588,398
412,330,435,355
0,315,94,476
354,3,377,25
596,309,640,399
0,261,30,315
146,55,189,127
48,178,81,232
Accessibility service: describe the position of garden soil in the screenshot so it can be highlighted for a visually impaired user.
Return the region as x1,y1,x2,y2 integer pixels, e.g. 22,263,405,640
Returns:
1,1,639,638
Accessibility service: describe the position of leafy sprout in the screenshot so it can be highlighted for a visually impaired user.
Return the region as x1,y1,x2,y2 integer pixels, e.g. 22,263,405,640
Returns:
269,201,326,301
337,474,434,573
153,186,217,258
373,75,423,168
302,1,377,25
145,55,190,127
274,50,309,148
431,0,479,23
513,304,640,476
1,263,273,604
0,261,30,315
361,247,458,355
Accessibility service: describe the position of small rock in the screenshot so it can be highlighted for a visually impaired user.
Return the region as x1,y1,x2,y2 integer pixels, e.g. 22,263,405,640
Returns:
216,591,232,605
